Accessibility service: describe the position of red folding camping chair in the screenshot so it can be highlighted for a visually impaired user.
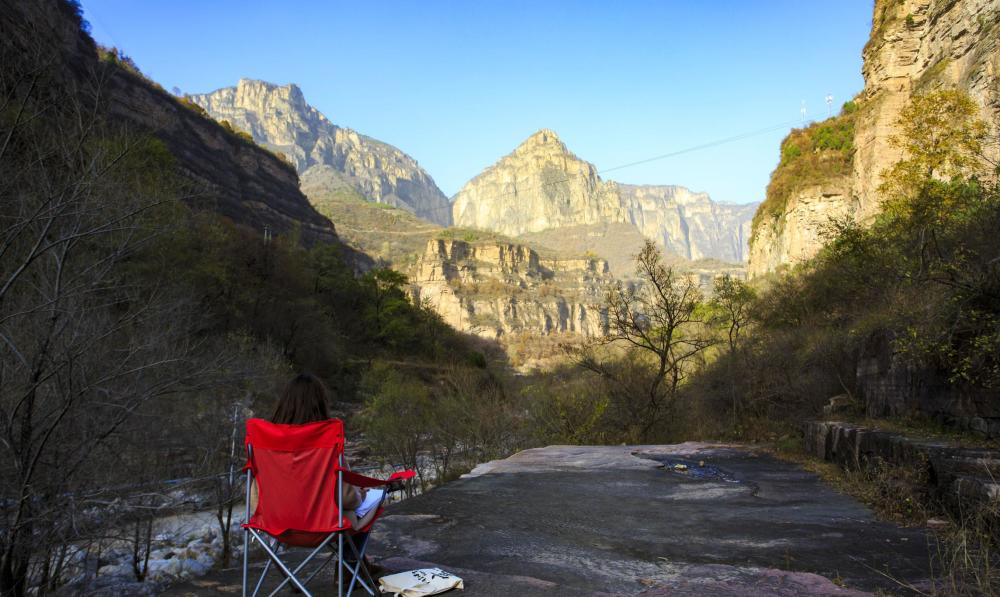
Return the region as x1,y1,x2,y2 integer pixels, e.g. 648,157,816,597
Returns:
241,418,415,596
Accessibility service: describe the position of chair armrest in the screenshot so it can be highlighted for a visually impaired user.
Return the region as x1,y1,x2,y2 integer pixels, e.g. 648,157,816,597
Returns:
339,469,415,489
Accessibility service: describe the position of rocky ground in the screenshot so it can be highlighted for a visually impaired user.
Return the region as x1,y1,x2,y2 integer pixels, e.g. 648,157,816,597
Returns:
166,443,933,596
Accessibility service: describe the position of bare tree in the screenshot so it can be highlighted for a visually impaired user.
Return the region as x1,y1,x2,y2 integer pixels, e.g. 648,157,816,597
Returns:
580,240,713,441
0,15,223,594
708,274,756,429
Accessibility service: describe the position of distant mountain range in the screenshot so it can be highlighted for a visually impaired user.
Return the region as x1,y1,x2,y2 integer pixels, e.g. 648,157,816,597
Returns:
452,130,757,262
191,83,756,263
189,80,453,225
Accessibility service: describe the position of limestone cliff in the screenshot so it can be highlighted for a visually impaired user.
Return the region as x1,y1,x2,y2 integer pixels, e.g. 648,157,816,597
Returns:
853,0,1000,218
189,80,452,225
451,130,757,263
411,238,611,342
748,0,1000,277
748,181,856,278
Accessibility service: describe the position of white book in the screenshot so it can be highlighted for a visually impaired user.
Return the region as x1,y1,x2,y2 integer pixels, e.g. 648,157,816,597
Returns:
355,488,383,519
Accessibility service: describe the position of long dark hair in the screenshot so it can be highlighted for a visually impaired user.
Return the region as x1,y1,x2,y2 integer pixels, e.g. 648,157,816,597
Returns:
271,373,331,425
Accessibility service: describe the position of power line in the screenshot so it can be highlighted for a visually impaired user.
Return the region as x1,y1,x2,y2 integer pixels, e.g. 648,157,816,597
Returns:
456,116,810,207
597,117,807,176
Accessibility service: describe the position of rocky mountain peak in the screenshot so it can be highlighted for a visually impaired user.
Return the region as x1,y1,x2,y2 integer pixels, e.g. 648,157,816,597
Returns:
452,132,757,263
517,128,566,152
235,78,307,108
189,81,452,225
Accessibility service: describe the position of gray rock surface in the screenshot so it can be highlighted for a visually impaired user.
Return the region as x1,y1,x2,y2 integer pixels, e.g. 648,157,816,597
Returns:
189,79,452,225
451,130,757,263
164,444,932,596
371,444,930,595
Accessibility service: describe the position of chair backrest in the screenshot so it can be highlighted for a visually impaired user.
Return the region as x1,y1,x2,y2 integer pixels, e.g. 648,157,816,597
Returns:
244,418,346,537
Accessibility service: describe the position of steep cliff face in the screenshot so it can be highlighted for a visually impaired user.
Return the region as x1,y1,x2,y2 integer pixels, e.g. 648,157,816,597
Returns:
3,1,339,246
853,0,1000,218
189,80,452,225
107,79,339,244
451,130,757,263
748,0,1000,277
411,238,611,341
748,182,856,277
616,183,757,262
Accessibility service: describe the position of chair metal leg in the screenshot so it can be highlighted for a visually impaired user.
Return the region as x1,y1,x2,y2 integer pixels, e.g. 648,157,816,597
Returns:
242,528,250,597
266,532,338,597
243,466,252,597
347,487,393,595
298,547,337,588
342,533,380,595
346,533,376,596
248,529,313,596
251,557,271,597
337,533,344,597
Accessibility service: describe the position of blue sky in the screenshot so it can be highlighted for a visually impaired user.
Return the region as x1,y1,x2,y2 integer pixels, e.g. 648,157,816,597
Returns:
81,1,872,204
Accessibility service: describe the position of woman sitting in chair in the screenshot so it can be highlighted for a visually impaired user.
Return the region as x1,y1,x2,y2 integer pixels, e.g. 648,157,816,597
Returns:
251,372,383,530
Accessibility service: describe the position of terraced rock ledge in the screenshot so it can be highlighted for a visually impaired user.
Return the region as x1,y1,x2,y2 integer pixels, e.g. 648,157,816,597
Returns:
804,420,1000,508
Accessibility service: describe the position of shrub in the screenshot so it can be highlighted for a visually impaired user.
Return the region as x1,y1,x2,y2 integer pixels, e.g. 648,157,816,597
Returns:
751,109,858,239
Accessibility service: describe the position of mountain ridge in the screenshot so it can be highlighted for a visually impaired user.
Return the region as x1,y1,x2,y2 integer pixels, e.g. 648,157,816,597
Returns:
452,128,757,262
189,79,453,226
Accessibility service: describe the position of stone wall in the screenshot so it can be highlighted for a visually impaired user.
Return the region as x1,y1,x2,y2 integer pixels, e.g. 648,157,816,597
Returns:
857,332,1000,437
803,420,1000,507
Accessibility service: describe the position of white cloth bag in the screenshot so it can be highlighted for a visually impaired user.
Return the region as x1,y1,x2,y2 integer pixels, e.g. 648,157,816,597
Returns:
378,568,464,596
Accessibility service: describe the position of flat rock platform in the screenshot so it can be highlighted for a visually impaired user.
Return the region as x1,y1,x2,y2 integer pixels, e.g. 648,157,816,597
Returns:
167,443,933,596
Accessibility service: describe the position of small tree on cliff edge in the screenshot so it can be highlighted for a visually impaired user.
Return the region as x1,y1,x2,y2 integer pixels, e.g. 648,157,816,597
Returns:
878,89,990,223
580,240,713,442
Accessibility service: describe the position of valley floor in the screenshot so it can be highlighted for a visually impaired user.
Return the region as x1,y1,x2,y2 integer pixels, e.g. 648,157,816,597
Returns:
166,443,933,596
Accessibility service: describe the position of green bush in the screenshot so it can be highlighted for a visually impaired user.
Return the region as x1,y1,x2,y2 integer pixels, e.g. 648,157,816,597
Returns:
696,91,998,438
360,363,525,489
751,109,858,239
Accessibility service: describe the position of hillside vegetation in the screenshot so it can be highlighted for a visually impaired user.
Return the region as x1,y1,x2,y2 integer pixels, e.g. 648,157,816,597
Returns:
698,90,997,433
751,103,859,241
0,2,496,593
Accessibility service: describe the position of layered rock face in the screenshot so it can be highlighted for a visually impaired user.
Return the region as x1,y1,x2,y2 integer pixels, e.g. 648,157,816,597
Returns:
748,0,1000,277
452,130,757,263
411,238,611,340
616,183,757,262
853,0,1000,219
189,80,452,225
747,182,856,277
